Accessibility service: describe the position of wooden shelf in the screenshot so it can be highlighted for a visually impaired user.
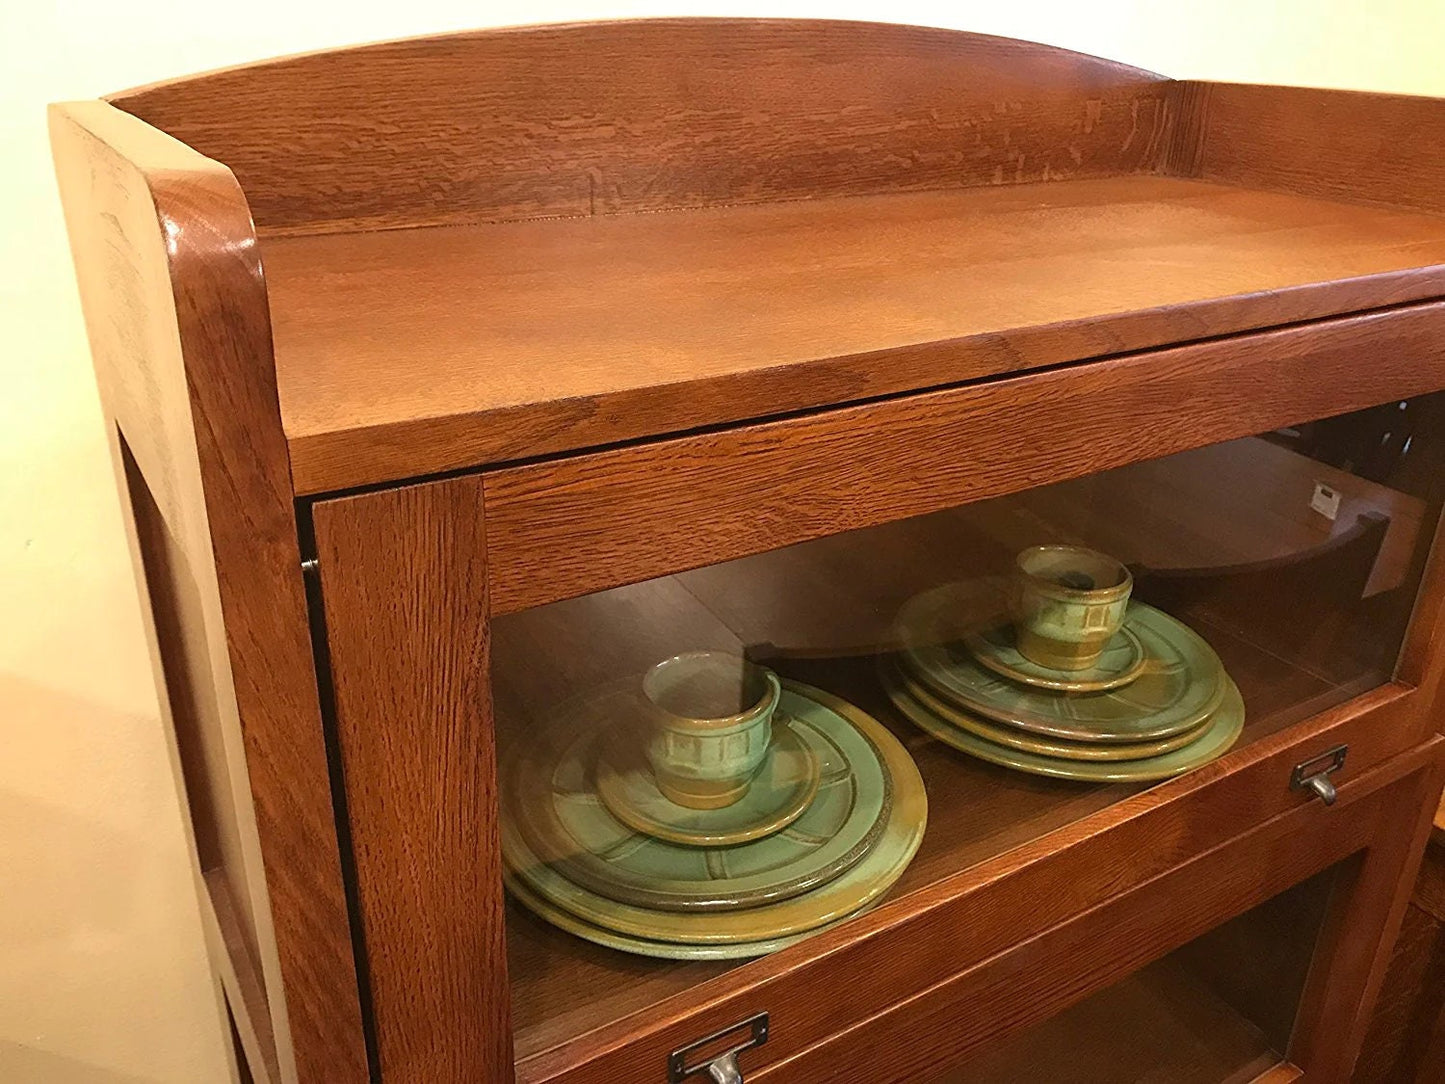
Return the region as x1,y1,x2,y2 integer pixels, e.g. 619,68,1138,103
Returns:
500,622,1361,1064
259,176,1445,493
493,446,1418,1062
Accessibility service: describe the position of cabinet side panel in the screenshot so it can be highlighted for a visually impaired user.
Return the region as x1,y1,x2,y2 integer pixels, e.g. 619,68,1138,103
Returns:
49,101,368,1084
1355,895,1445,1084
1195,82,1445,214
118,433,264,967
312,475,512,1083
108,19,1172,233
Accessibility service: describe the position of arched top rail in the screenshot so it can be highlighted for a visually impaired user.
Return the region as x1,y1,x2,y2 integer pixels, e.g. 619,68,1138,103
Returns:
110,19,1173,233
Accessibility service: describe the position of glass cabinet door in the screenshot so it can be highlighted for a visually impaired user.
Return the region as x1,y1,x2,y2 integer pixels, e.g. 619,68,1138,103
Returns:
930,860,1348,1083
492,392,1445,1061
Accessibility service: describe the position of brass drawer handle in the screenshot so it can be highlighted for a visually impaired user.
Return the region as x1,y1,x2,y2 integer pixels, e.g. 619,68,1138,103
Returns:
1291,744,1348,806
669,1013,768,1083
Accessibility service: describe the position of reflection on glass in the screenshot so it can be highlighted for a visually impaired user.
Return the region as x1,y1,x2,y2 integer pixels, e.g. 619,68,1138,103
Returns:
931,860,1348,1083
494,394,1444,1059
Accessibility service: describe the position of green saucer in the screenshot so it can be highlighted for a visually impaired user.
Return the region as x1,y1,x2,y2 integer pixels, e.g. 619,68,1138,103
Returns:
597,715,821,847
966,621,1146,693
887,666,1245,783
503,681,927,946
506,683,890,913
898,586,1225,743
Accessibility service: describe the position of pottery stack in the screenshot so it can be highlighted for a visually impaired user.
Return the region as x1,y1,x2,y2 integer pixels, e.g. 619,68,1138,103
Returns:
501,653,927,960
885,547,1244,782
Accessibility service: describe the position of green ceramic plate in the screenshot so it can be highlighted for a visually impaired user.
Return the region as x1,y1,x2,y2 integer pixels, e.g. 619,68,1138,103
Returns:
888,668,1245,782
597,715,821,847
506,684,891,913
886,662,1211,761
966,620,1147,693
897,585,1225,743
503,681,927,945
504,874,878,961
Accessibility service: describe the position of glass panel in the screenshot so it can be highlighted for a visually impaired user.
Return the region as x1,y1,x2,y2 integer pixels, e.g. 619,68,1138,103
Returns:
495,393,1445,1060
930,859,1349,1083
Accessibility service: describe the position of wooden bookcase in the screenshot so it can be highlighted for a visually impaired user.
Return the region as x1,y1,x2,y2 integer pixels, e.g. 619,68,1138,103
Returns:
50,19,1445,1084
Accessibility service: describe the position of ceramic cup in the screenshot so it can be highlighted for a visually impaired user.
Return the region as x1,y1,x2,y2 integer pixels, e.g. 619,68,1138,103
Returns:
641,652,781,810
1009,545,1133,672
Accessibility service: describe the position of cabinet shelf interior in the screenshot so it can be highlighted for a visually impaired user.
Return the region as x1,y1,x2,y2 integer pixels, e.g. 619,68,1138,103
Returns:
494,434,1432,1064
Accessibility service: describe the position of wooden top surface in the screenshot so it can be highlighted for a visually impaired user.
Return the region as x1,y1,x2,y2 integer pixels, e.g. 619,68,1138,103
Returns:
261,175,1445,493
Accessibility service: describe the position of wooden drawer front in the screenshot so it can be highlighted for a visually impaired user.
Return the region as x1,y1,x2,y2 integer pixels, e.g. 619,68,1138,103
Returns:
518,709,1439,1083
753,742,1443,1084
484,301,1445,615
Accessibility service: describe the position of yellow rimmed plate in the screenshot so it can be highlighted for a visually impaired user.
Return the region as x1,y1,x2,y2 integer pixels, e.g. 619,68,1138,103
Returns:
897,584,1226,743
508,684,891,912
886,665,1245,783
886,662,1212,761
503,681,927,944
504,875,879,961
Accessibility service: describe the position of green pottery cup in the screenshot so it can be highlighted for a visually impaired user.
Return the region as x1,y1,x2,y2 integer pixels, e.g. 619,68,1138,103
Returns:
642,652,781,810
1010,546,1133,672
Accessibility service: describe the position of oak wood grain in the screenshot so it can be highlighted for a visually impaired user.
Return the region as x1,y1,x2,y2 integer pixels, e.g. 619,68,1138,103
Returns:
259,177,1445,492
485,301,1445,615
747,748,1437,1084
1288,749,1445,1079
1418,841,1445,925
312,476,511,1084
49,100,366,1084
202,870,281,1084
1192,83,1445,215
108,19,1168,235
1415,1012,1445,1084
1356,839,1445,1083
1161,78,1212,178
1249,1068,1303,1084
1355,900,1445,1084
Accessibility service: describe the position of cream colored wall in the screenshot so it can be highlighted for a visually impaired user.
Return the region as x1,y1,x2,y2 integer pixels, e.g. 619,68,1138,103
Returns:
3,2,1444,1081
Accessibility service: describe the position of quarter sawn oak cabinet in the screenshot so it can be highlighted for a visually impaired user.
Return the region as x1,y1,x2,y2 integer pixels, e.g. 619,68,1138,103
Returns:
50,19,1445,1084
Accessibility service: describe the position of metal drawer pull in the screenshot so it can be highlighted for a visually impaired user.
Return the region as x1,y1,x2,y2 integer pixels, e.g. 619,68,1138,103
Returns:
668,1013,768,1083
706,1053,742,1084
1291,744,1348,806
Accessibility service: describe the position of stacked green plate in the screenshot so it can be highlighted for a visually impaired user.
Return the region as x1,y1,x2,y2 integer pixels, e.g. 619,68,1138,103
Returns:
501,679,927,960
887,581,1244,782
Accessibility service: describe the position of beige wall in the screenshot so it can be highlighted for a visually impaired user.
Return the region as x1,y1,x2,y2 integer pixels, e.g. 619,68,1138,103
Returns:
4,2,1445,1081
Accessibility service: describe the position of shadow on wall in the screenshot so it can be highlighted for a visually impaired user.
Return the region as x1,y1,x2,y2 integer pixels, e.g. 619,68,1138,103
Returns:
0,1043,156,1084
0,671,226,1084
